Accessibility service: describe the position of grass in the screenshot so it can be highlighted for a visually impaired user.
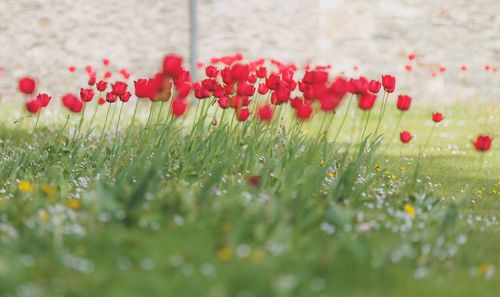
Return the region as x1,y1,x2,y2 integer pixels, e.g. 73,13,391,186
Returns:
0,99,499,297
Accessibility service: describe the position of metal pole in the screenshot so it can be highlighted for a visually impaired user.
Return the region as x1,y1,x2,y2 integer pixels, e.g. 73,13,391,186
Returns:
189,0,198,81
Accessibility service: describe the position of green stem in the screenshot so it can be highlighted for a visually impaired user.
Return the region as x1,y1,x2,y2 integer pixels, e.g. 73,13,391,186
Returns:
333,94,354,143
360,109,371,142
114,102,124,139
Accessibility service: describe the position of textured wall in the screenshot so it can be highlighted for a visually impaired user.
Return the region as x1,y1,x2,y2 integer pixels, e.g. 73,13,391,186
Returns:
0,0,499,103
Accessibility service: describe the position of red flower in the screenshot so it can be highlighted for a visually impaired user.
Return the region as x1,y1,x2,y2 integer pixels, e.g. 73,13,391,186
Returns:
432,112,443,123
408,53,415,61
397,94,412,111
134,79,155,100
320,95,342,112
18,77,36,95
80,88,95,102
381,75,396,93
68,66,76,72
266,73,281,90
231,63,249,82
296,103,313,120
193,83,211,99
106,92,117,103
26,99,42,114
104,71,112,79
221,67,233,85
258,83,269,95
404,65,413,72
62,93,83,113
257,104,274,121
98,98,106,105
439,66,446,73
485,65,490,71
248,175,262,187
36,93,51,107
237,108,251,121
205,66,218,78
88,74,96,86
472,135,492,152
330,77,348,97
358,93,377,110
111,81,128,96
256,66,267,78
248,74,257,84
368,80,381,94
400,131,413,143
96,80,108,92
163,54,183,78
218,96,230,109
171,99,187,117
461,65,467,72
102,58,110,66
120,91,132,102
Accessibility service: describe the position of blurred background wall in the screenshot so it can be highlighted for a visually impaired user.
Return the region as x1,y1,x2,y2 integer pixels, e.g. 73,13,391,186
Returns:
0,0,499,103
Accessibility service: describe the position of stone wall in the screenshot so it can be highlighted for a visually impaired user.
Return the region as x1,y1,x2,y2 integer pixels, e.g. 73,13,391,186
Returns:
0,0,499,102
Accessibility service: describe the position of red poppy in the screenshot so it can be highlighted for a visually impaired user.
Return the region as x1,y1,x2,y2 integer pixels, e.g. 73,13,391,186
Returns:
18,77,36,95
257,104,273,121
472,135,492,152
400,131,413,143
80,88,95,102
381,75,396,93
111,81,128,96
171,99,187,117
26,99,42,114
432,112,443,123
358,93,377,110
397,94,412,111
36,93,51,107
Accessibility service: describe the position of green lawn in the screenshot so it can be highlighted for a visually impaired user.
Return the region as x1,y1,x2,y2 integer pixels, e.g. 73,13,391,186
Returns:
0,100,498,297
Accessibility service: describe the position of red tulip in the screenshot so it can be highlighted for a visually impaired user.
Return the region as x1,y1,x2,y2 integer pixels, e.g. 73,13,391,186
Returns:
62,93,83,113
80,88,95,102
134,79,155,100
295,103,313,120
111,81,128,96
26,99,42,114
400,131,413,143
205,66,218,78
432,112,443,123
96,80,107,92
408,53,415,61
381,75,396,93
106,92,117,103
237,108,251,121
397,94,412,111
36,93,51,107
258,83,269,95
358,93,377,110
330,77,348,97
88,74,96,86
104,71,112,79
472,135,492,152
256,66,267,78
218,96,230,109
368,80,381,94
439,66,446,73
461,65,467,72
404,65,413,72
98,98,106,105
266,73,281,90
171,99,187,117
68,66,76,72
231,63,249,82
120,91,131,102
102,58,110,66
18,77,36,95
257,104,273,121
163,54,183,78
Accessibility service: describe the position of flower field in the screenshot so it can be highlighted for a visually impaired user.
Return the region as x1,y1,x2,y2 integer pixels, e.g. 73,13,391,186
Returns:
0,54,499,296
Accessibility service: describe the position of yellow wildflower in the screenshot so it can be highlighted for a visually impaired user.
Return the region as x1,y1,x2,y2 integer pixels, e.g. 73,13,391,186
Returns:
374,165,382,173
65,199,82,210
18,180,33,193
478,263,494,277
217,246,233,262
404,203,416,219
41,184,56,198
327,171,335,178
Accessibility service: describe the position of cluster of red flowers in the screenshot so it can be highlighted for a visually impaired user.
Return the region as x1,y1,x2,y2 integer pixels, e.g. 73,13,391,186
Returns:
16,52,493,154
